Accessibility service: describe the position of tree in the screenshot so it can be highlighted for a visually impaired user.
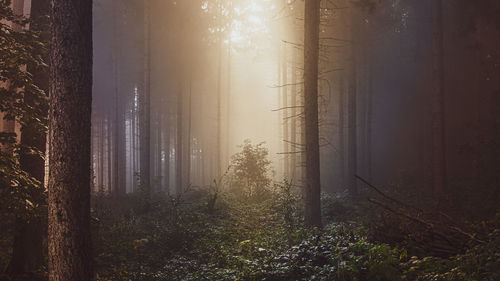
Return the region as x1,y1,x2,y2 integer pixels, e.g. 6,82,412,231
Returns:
140,0,152,191
303,0,322,227
48,0,93,280
346,0,359,199
431,0,446,200
226,140,272,198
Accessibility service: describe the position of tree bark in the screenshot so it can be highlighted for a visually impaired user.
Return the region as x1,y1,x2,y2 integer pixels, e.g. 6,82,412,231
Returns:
48,0,93,280
282,43,289,180
347,4,358,199
291,46,297,181
303,0,321,227
176,84,183,194
140,0,151,190
431,0,446,200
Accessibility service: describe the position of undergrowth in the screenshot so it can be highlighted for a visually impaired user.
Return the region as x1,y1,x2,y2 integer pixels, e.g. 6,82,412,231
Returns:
92,188,500,281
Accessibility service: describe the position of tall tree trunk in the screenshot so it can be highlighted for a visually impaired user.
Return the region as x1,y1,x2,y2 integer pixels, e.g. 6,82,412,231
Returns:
140,0,151,190
365,57,372,181
164,101,170,193
156,111,162,191
338,73,346,191
216,4,222,180
187,80,192,186
98,117,104,191
282,44,289,180
290,47,297,181
132,105,137,192
9,0,46,275
112,0,125,197
431,0,446,200
48,0,93,280
107,117,112,193
347,4,358,199
176,85,183,194
303,0,321,227
225,41,231,169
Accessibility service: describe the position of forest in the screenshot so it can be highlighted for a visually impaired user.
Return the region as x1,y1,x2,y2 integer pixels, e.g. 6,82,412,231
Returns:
0,0,499,280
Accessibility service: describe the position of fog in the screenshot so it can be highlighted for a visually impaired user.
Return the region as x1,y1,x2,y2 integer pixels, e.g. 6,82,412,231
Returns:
91,0,500,196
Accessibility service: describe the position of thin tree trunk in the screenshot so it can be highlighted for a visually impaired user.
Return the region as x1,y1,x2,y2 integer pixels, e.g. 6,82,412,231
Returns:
282,43,289,180
290,46,297,181
226,41,231,169
365,57,372,181
48,0,93,279
164,101,170,193
347,4,358,199
107,117,112,193
187,80,192,186
431,0,446,200
176,85,183,194
112,0,125,197
303,0,321,227
338,73,346,191
140,0,151,191
216,3,222,179
157,111,162,191
99,117,104,191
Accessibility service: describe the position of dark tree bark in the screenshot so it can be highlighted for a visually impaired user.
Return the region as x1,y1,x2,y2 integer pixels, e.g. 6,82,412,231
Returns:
140,0,151,190
282,43,289,179
431,0,446,199
187,80,192,186
303,0,321,227
291,46,297,180
338,73,346,191
176,85,183,194
347,4,358,199
48,0,93,280
107,117,111,193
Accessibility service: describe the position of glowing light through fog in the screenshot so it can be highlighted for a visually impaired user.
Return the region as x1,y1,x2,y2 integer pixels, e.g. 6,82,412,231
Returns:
229,0,274,49
202,0,275,50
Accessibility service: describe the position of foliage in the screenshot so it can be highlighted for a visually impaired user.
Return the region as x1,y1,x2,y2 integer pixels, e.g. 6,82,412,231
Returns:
0,0,47,130
91,187,499,281
225,140,273,200
401,229,500,281
0,1,48,275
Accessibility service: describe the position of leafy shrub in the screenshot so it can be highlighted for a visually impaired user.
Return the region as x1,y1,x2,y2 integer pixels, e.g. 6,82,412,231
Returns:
225,140,273,200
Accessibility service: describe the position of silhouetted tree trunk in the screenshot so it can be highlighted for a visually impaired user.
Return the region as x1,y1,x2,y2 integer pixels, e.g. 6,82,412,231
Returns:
216,4,222,179
48,0,93,280
107,117,112,193
140,0,151,190
225,41,231,169
282,43,290,179
176,85,183,194
112,0,125,197
347,5,358,199
290,46,297,180
338,73,346,191
303,0,321,227
9,0,46,275
163,100,170,192
365,57,372,181
431,0,446,199
187,80,192,186
99,117,104,191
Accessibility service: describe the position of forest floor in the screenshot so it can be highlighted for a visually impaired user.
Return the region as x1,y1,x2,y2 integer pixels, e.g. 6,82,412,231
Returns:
91,187,500,281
